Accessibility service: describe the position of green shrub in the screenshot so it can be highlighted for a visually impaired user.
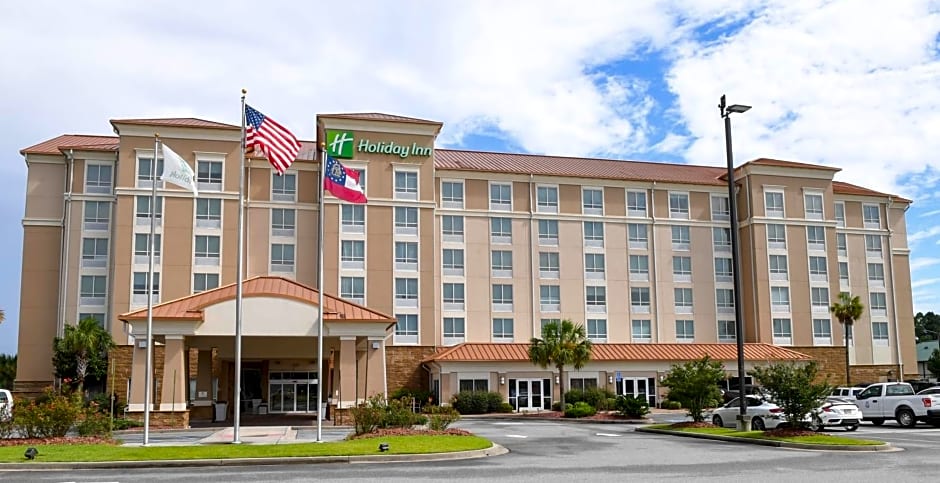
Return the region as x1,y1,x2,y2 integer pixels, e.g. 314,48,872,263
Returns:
88,392,126,417
615,395,650,419
76,407,112,437
583,388,616,410
564,401,596,418
485,392,503,412
451,391,505,414
380,396,420,429
497,402,513,413
551,401,563,412
350,395,388,436
425,405,461,430
666,400,682,410
564,389,586,405
390,387,433,407
112,418,142,430
14,389,83,438
0,414,13,439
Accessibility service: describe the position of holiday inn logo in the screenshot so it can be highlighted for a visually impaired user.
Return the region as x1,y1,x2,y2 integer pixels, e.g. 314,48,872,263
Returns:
325,129,432,159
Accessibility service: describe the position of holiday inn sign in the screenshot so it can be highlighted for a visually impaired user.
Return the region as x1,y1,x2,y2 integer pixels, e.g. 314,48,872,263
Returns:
326,129,432,159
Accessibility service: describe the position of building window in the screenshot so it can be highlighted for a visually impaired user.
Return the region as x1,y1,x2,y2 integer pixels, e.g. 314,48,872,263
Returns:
584,253,605,280
835,202,846,227
674,288,693,313
583,188,603,215
78,313,105,327
80,275,107,305
538,219,559,246
587,319,607,342
81,238,109,268
771,286,790,313
441,181,463,208
631,319,652,343
491,250,513,277
804,192,823,220
713,227,731,252
85,163,113,194
341,204,365,233
586,286,606,312
807,226,826,251
711,195,730,221
457,378,488,393
442,248,464,276
83,201,110,231
135,196,163,226
536,185,559,213
134,233,161,264
492,284,513,311
193,273,219,293
395,207,419,236
570,377,598,391
443,317,465,340
673,256,692,282
863,204,881,228
868,263,885,287
765,191,784,218
194,235,221,266
395,241,418,271
671,225,690,251
583,221,604,248
872,321,889,346
837,233,847,257
809,256,828,282
341,240,366,270
772,318,792,345
394,171,418,200
137,157,164,188
340,276,365,304
839,262,849,285
493,318,514,341
395,314,418,342
813,318,832,345
865,235,883,258
869,292,887,317
197,160,223,191
194,199,222,229
271,208,295,237
442,215,463,242
490,217,512,244
395,278,419,307
540,285,560,312
272,173,297,201
627,191,647,217
767,224,786,249
769,254,788,281
628,223,648,250
132,272,160,303
629,255,649,282
811,287,829,313
718,320,736,342
540,319,561,335
714,257,733,283
443,283,465,310
539,252,560,279
489,183,512,211
631,287,650,313
270,243,295,272
676,320,694,342
669,193,690,219
716,288,735,313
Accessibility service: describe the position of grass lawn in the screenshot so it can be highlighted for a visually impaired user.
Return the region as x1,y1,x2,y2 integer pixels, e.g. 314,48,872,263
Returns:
645,424,884,446
0,435,492,463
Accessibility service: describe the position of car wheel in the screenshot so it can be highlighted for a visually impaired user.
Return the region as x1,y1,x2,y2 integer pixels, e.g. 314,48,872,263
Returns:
845,424,859,432
751,417,765,431
897,408,916,428
712,415,723,427
871,419,884,426
810,416,823,432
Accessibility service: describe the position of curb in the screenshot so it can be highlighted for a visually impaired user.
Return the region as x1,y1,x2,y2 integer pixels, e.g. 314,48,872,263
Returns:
460,415,652,425
635,427,898,452
0,443,508,470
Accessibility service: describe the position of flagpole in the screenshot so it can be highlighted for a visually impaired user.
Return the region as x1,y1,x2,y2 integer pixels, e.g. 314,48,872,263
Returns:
316,145,326,442
143,134,159,446
233,89,247,443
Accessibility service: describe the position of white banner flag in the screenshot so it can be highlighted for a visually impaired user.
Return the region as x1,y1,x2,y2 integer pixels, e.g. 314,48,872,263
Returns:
161,143,199,196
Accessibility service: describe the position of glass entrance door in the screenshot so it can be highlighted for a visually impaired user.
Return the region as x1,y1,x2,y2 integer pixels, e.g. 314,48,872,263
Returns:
509,379,549,411
268,371,319,413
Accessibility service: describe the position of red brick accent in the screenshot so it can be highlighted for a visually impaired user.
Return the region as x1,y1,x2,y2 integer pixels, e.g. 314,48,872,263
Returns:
786,346,909,384
125,410,190,429
385,346,436,395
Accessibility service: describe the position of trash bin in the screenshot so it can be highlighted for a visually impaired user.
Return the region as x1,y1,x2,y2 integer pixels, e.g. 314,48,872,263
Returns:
214,402,228,422
258,403,268,415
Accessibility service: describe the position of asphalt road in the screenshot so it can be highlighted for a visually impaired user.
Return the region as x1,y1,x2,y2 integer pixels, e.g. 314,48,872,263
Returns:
3,419,940,482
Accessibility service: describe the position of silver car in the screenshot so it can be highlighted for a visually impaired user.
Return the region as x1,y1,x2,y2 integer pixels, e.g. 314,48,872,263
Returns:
711,395,785,431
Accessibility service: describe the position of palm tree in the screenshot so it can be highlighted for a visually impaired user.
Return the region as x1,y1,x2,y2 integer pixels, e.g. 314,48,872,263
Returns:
0,308,5,325
528,319,592,409
59,317,114,394
830,292,865,386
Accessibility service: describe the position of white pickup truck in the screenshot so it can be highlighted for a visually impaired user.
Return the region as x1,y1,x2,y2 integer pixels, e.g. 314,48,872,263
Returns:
0,389,12,421
854,382,940,428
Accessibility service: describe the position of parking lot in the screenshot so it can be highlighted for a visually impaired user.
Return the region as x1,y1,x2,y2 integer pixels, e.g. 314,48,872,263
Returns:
840,421,940,449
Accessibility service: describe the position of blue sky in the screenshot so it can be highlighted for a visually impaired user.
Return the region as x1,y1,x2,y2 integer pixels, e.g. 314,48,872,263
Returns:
1,1,939,355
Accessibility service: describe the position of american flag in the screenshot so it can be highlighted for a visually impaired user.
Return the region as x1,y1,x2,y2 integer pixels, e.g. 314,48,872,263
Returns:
244,104,301,175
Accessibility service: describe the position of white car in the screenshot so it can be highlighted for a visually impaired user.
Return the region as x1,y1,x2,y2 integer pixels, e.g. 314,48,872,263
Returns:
711,395,785,431
0,389,12,421
807,397,862,431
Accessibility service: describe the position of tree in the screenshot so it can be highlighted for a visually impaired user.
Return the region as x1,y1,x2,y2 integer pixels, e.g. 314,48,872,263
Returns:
750,362,832,430
0,354,15,388
52,317,115,394
915,312,940,343
928,349,940,379
830,292,864,386
528,319,592,409
0,308,5,325
660,356,726,423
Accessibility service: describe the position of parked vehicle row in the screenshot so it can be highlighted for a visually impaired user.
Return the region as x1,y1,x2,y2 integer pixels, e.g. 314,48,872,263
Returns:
854,382,940,428
709,395,862,432
0,389,12,421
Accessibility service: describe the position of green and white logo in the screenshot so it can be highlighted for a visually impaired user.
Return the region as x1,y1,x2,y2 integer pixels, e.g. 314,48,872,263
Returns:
326,130,355,158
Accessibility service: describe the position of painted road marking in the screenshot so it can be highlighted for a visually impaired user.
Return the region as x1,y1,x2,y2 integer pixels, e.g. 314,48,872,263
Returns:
505,434,528,438
596,433,621,437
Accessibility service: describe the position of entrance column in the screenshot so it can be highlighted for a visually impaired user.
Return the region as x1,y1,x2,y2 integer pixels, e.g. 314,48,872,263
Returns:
366,337,387,399
339,336,357,408
128,341,149,412
160,336,187,411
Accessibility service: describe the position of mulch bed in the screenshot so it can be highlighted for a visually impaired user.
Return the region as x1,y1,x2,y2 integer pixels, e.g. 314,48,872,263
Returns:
669,421,715,429
0,436,117,447
501,411,638,420
348,428,473,439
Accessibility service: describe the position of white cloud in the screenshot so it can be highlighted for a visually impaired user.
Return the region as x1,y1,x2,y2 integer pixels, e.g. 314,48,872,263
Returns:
912,226,940,244
921,209,940,217
912,278,940,290
911,257,940,272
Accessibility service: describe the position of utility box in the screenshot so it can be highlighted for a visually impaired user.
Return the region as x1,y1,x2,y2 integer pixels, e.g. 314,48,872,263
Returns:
214,402,228,422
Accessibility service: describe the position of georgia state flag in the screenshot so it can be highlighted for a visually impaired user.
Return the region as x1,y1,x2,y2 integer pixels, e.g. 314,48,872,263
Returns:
323,155,367,204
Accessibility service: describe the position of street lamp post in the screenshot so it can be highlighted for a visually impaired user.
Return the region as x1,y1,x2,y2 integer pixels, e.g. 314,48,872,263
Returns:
719,95,751,427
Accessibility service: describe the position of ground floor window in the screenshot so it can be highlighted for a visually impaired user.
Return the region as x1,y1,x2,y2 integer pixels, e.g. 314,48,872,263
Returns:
458,379,488,392
569,377,597,391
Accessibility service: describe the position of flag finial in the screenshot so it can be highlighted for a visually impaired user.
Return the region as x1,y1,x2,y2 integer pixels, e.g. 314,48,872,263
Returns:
242,88,247,95
155,133,160,139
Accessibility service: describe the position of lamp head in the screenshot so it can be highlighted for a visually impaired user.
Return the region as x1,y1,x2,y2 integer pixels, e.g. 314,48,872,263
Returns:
727,104,752,114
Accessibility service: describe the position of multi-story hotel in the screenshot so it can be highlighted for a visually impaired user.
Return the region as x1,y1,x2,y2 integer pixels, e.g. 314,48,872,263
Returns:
15,112,915,425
